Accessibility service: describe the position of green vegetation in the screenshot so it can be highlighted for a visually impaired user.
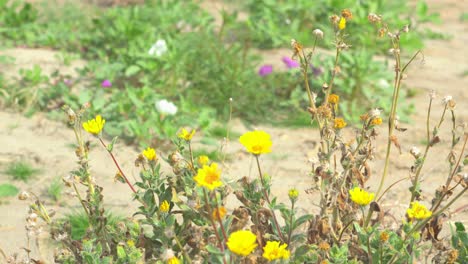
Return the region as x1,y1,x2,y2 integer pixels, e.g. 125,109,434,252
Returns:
0,183,19,198
5,160,39,182
47,177,63,202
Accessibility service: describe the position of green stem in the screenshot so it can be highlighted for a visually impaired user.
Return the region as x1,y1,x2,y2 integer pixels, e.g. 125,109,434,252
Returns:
255,155,285,242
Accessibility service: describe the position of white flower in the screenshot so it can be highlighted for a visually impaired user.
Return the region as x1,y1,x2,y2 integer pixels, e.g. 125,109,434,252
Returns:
377,79,390,89
369,108,381,118
410,147,421,158
148,39,168,57
442,95,452,104
155,99,177,115
313,29,324,39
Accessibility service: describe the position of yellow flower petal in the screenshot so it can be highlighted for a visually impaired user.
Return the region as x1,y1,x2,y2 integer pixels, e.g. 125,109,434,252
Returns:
239,130,272,155
227,230,257,256
82,115,105,135
193,163,223,190
349,187,374,206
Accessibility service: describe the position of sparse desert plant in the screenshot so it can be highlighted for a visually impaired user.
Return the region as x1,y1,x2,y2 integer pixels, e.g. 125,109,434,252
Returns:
5,160,39,182
47,177,63,202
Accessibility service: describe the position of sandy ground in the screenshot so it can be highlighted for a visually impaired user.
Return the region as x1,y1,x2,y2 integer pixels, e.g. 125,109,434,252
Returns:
0,0,467,262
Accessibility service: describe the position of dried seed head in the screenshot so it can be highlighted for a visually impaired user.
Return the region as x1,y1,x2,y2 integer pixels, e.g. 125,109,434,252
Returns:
318,241,331,251
410,147,421,159
330,14,340,25
402,25,410,33
429,90,437,100
369,108,382,118
341,9,353,20
18,191,30,200
368,13,381,23
313,29,324,39
162,248,175,261
380,231,389,242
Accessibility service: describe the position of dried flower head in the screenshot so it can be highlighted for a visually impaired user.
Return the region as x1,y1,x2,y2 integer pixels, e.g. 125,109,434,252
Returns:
330,14,340,25
18,191,30,200
239,130,272,155
262,241,290,261
193,163,223,190
410,147,421,159
380,231,389,242
82,115,105,135
290,39,303,58
313,29,324,39
334,118,347,129
407,201,432,220
368,13,381,23
429,90,437,100
318,241,331,251
328,94,339,105
349,187,375,206
371,117,383,126
341,9,353,19
226,230,258,256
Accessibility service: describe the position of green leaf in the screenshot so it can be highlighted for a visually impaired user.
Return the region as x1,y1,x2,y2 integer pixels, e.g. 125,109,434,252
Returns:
0,184,19,198
107,136,119,152
116,245,127,259
125,65,140,77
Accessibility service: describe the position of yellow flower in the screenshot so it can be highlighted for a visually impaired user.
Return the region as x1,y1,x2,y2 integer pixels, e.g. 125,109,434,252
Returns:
380,231,389,242
82,115,105,135
334,118,347,129
193,163,223,190
178,128,196,141
160,200,170,213
197,155,210,166
212,206,227,221
142,147,157,161
262,241,290,261
318,241,330,251
349,187,375,206
407,201,432,220
338,17,347,30
328,94,340,105
371,117,383,126
239,130,272,155
126,240,135,247
167,256,180,264
288,188,299,200
226,230,258,256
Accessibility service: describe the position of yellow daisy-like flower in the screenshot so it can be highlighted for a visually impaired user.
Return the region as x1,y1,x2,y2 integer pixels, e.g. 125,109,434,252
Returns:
212,206,227,221
338,17,347,30
82,115,105,135
328,94,340,105
197,155,210,166
160,200,170,213
334,118,347,129
193,163,223,190
239,130,272,155
407,201,432,220
349,187,375,206
262,241,290,261
371,117,383,126
178,128,196,141
226,230,258,256
288,188,299,200
142,147,157,161
167,256,180,264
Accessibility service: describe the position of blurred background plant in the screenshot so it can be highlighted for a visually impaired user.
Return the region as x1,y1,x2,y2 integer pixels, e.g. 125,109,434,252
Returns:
0,0,442,144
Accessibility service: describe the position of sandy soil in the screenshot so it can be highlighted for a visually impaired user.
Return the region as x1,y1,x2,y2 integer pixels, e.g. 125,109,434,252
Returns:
0,0,467,261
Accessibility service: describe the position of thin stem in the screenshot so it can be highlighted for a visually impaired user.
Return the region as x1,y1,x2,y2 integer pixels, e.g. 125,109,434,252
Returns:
72,183,89,216
98,137,137,194
202,189,227,264
287,200,295,246
188,141,195,170
214,193,228,241
255,155,285,242
174,233,192,264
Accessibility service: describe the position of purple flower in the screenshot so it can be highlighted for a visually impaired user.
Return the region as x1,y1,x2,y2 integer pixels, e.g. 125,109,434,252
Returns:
258,65,273,76
63,79,73,86
282,56,300,68
101,79,112,88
